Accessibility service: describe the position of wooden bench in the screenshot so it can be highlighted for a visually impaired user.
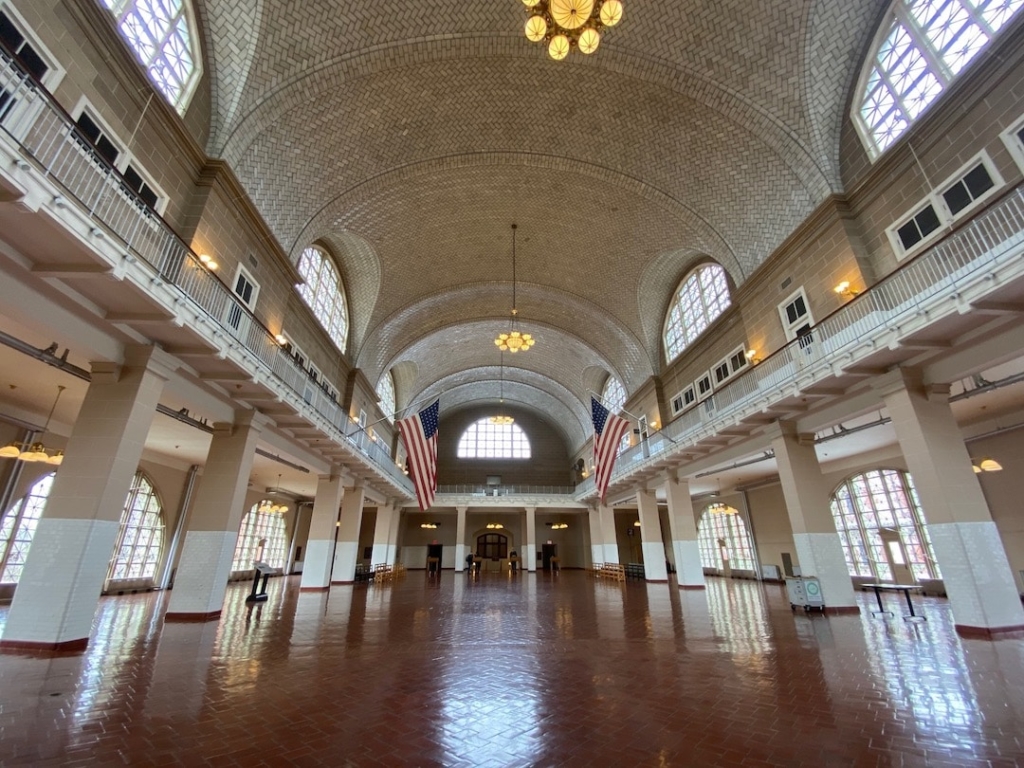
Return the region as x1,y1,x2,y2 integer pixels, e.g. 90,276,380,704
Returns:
597,563,625,582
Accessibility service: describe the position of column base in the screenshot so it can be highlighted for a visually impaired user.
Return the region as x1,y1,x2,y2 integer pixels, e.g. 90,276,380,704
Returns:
678,584,707,590
330,580,354,585
165,610,221,622
824,606,860,615
645,578,669,584
299,586,330,592
0,637,89,653
955,623,1024,639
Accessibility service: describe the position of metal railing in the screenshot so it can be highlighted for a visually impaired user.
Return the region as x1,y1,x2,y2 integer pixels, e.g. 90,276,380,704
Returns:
577,183,1024,498
0,50,412,494
437,484,577,496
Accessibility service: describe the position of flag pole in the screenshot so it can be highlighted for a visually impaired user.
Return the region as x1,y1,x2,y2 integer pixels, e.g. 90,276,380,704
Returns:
587,390,678,444
349,392,441,437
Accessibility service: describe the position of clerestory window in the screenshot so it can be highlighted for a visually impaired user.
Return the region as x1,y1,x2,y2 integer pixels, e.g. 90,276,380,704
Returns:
296,245,349,354
457,419,531,459
663,264,731,363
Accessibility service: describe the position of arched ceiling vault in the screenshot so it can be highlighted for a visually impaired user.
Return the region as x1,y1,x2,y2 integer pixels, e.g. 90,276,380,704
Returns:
192,0,889,445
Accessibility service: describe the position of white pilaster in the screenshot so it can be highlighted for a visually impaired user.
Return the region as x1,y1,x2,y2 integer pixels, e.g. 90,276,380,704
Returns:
637,488,668,581
371,503,397,565
455,505,468,571
663,476,705,589
598,504,619,564
525,506,537,572
588,507,604,564
300,473,345,590
332,485,366,583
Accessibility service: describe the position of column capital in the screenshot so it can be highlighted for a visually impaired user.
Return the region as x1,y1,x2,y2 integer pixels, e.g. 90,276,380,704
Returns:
455,505,468,514
524,506,537,514
234,408,272,432
124,344,180,380
873,367,952,402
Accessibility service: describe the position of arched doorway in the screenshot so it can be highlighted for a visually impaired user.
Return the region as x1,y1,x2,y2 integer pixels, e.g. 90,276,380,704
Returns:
472,528,516,572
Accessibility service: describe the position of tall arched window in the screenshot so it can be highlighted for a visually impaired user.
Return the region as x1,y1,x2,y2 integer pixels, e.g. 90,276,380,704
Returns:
457,419,531,459
297,245,349,354
697,506,756,572
377,371,396,423
830,469,940,582
855,0,1024,159
601,376,631,455
663,263,731,362
101,0,202,115
0,472,54,584
106,470,164,584
232,502,289,571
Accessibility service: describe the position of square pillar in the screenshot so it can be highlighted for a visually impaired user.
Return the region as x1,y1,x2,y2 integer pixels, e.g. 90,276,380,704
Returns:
455,505,468,571
525,506,537,572
636,488,668,581
300,473,345,591
371,503,398,566
771,422,858,612
1,347,175,651
166,411,266,620
881,371,1024,636
663,476,705,589
598,504,619,564
332,485,365,583
588,507,604,564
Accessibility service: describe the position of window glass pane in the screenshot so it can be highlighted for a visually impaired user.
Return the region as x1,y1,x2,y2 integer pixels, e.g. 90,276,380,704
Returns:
106,471,164,584
297,246,349,354
663,264,731,362
376,372,396,423
232,503,289,571
457,419,532,459
0,473,55,584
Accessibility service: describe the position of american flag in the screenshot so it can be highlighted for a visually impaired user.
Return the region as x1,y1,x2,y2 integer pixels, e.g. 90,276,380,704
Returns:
591,396,630,503
397,400,440,511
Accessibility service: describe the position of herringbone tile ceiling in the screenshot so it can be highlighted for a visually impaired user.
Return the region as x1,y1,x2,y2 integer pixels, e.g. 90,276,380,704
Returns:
199,0,887,448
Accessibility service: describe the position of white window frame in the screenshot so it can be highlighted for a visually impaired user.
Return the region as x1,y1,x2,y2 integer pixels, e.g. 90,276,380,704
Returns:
712,344,749,387
231,264,260,309
0,4,66,135
886,198,946,260
670,382,697,416
1000,111,1024,174
934,150,1004,222
662,263,732,364
778,287,814,343
695,371,714,402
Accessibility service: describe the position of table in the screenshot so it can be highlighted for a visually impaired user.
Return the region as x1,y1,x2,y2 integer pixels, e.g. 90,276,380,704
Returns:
864,583,925,621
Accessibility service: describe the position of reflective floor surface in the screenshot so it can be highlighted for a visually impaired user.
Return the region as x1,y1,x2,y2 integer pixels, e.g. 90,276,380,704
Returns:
1,572,1023,767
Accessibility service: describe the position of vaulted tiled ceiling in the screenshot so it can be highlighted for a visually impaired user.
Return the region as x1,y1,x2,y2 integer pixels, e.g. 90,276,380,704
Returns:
199,0,887,450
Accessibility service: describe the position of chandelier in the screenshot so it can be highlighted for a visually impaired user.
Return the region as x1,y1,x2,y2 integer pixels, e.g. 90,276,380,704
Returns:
490,351,515,425
522,0,623,60
0,385,66,465
495,224,536,354
258,475,289,514
708,501,737,515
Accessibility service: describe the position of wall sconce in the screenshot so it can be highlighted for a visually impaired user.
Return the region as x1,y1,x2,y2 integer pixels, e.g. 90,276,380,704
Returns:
633,520,641,527
486,523,503,529
972,458,1003,473
834,281,859,298
745,348,760,365
545,522,568,530
650,420,659,431
274,333,288,346
198,253,218,271
420,522,440,529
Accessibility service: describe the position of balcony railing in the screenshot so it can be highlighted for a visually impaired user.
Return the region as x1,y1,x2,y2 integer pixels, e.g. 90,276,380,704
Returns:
577,182,1024,498
437,485,577,497
0,50,412,494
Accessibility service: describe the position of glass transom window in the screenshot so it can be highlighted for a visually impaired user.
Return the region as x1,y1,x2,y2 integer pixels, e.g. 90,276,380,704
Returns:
101,0,202,115
856,0,1024,159
297,246,349,354
457,419,531,459
377,371,396,423
663,264,731,362
232,503,289,571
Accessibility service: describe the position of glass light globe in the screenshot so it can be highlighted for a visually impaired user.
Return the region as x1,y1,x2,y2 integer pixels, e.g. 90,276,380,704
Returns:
525,15,547,42
522,0,540,6
549,34,570,60
579,27,600,54
600,0,623,26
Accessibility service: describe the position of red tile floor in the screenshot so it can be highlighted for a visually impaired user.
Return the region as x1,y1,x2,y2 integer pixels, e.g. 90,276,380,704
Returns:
1,572,1023,767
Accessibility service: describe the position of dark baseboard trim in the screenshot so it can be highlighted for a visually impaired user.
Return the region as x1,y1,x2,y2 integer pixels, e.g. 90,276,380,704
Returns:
164,610,221,622
678,584,707,590
645,578,669,584
330,580,354,585
0,637,89,653
824,606,861,615
955,623,1024,639
299,586,330,592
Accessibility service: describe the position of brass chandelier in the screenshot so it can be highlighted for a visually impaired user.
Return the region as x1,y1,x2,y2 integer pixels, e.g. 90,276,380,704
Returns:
0,385,66,465
495,224,536,354
522,0,624,60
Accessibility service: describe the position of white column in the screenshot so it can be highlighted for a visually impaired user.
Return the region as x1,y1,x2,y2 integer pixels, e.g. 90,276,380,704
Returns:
663,475,705,589
525,506,537,572
371,502,397,565
300,473,345,590
166,411,266,619
455,505,468,571
636,488,668,581
332,485,365,583
588,506,604,564
771,422,858,612
881,371,1024,636
598,504,619,564
1,347,174,650
386,505,401,565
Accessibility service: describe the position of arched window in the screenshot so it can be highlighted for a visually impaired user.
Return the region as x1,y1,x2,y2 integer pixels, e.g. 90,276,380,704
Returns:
830,469,940,582
106,470,164,584
457,419,531,459
663,263,731,362
297,246,349,354
601,376,631,456
101,0,202,115
232,502,289,571
0,472,54,584
697,506,756,571
377,371,396,423
855,0,1024,159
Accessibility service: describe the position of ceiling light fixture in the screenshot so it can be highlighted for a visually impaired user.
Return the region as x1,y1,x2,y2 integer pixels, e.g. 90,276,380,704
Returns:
259,474,289,513
972,457,1003,473
708,501,737,515
495,224,536,354
420,522,440,529
490,350,515,425
486,523,504,529
522,0,623,60
1,385,67,465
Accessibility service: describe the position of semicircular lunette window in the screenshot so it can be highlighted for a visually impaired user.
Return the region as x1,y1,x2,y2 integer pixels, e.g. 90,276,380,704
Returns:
457,419,531,459
297,246,349,354
663,263,731,363
101,0,203,115
856,0,1024,159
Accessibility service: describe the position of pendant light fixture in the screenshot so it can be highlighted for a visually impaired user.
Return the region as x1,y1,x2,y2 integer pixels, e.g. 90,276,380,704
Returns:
495,224,536,354
0,385,66,465
490,350,515,425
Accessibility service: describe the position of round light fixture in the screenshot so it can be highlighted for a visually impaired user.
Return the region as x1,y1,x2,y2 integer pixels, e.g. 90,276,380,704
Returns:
548,34,570,60
600,0,623,26
525,15,547,41
578,27,600,54
521,0,622,60
551,0,595,30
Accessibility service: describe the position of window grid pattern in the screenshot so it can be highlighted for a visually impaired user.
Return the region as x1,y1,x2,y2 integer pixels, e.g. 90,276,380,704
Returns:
101,0,200,115
601,376,631,455
857,0,1024,158
830,469,940,582
377,371,396,423
0,473,54,584
664,264,731,362
457,419,531,459
231,504,289,571
696,507,756,571
297,246,349,354
106,471,164,582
